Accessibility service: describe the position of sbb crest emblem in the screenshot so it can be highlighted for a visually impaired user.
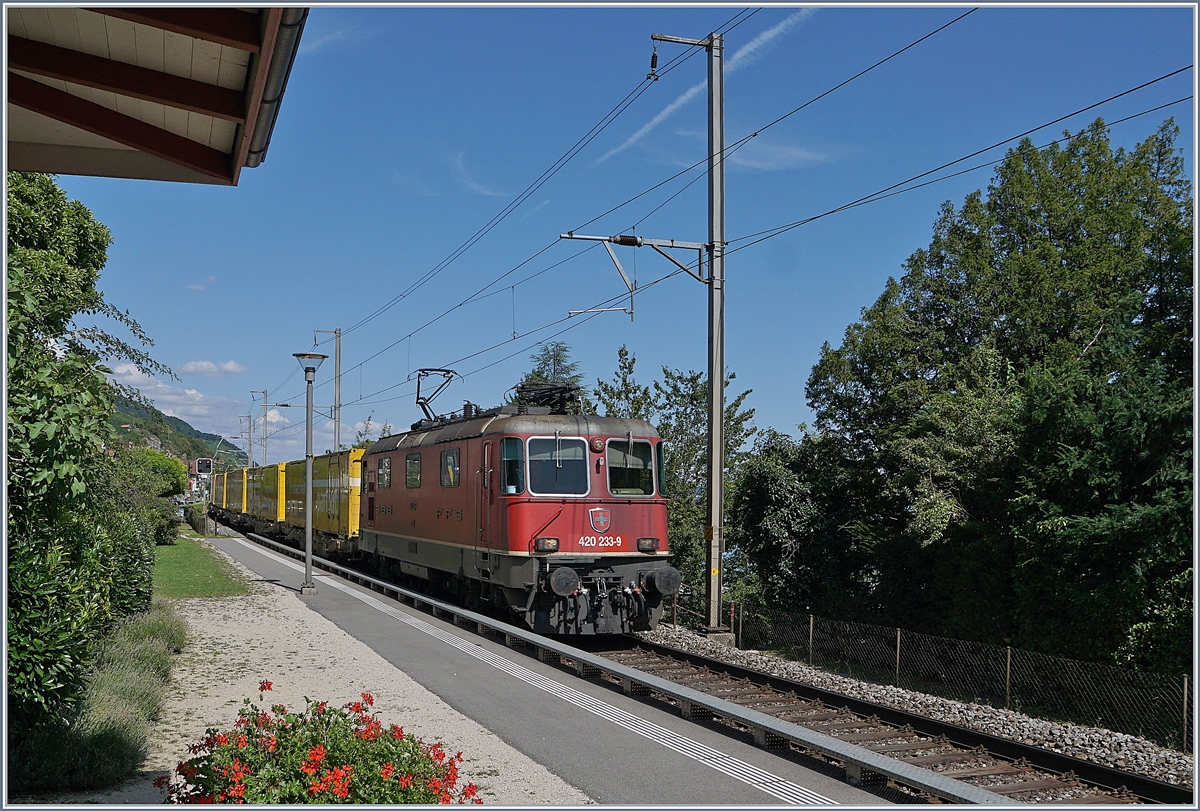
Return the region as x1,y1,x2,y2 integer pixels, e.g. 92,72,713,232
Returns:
588,507,612,533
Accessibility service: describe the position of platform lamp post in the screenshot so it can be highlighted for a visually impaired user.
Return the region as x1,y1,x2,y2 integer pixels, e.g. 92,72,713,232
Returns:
294,351,328,595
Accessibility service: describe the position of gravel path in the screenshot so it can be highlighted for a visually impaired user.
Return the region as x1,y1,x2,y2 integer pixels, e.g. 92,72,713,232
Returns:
638,624,1194,790
42,539,593,805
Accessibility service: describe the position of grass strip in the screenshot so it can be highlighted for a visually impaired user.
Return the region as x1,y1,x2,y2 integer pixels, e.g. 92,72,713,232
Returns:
154,531,249,599
9,598,189,794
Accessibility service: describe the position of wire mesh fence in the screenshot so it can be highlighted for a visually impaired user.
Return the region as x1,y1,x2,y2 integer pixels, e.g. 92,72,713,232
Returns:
671,594,1192,752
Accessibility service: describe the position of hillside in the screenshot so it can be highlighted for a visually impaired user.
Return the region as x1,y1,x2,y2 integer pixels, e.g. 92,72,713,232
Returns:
111,401,247,469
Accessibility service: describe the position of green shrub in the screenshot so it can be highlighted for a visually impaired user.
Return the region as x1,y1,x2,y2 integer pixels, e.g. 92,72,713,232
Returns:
183,503,208,535
7,600,188,795
6,516,113,737
161,685,481,804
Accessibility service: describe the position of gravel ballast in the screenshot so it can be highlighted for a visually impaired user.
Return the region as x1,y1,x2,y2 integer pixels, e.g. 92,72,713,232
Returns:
40,539,593,805
638,624,1194,790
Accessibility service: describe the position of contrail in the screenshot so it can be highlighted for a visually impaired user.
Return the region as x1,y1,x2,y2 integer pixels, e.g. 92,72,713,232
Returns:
597,8,816,164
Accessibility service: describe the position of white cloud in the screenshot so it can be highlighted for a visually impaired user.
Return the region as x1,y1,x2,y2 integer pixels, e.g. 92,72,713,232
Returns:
597,9,817,164
179,360,248,377
298,26,364,55
454,152,507,197
728,140,831,171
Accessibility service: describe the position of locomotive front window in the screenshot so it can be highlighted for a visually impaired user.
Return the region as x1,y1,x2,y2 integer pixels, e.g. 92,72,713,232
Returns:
607,439,654,496
528,437,588,495
378,457,392,489
406,453,421,488
501,437,524,494
440,448,460,487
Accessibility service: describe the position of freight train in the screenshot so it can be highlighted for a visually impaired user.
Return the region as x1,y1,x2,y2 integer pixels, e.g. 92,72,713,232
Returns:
210,385,682,635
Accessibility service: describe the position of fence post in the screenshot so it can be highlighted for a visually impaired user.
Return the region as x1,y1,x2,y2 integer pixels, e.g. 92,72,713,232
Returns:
730,602,736,647
738,603,743,649
672,594,677,627
1185,673,1190,752
895,627,901,685
808,614,814,666
1005,646,1012,709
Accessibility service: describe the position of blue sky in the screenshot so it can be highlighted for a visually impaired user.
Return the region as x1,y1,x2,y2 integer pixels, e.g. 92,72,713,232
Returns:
57,4,1194,464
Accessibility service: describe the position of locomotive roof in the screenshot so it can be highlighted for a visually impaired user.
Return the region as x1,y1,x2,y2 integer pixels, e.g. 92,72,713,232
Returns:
364,411,660,455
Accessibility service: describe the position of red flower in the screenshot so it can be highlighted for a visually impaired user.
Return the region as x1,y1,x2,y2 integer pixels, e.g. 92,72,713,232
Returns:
397,774,414,789
361,691,375,707
153,776,169,789
390,724,405,740
307,744,327,762
259,679,273,692
194,795,214,804
380,762,396,780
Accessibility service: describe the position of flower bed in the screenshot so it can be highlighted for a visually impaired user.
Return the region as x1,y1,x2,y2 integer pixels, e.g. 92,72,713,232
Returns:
158,681,481,803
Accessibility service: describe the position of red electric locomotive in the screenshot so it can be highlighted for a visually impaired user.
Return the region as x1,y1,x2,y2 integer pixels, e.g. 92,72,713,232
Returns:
359,384,682,635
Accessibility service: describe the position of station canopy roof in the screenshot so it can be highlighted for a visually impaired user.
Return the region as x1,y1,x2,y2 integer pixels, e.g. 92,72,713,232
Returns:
7,7,308,185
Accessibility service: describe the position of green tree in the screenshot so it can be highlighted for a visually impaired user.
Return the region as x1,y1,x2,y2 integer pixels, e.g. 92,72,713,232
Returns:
7,172,172,737
652,367,755,597
801,119,1191,669
727,428,869,617
593,344,656,421
512,340,595,412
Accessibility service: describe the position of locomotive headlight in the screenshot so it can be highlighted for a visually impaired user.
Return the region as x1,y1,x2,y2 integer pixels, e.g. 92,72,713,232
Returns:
535,537,560,552
637,537,660,552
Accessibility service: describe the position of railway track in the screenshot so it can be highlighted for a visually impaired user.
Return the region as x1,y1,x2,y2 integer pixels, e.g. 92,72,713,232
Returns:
234,528,1190,805
590,641,1191,805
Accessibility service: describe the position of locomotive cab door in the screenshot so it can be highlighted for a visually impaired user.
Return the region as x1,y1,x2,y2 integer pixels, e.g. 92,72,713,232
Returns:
474,441,494,578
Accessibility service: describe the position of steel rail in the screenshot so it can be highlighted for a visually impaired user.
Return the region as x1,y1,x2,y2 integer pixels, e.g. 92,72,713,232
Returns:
624,637,1193,805
241,531,1007,804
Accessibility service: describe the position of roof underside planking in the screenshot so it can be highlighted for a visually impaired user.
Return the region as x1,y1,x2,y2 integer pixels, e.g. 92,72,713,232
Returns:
7,6,308,185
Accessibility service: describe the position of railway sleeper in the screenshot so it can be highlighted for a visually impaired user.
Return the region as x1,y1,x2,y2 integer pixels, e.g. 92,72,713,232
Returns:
905,750,986,765
870,735,950,754
822,716,883,731
942,764,1027,778
986,776,1077,795
841,729,915,743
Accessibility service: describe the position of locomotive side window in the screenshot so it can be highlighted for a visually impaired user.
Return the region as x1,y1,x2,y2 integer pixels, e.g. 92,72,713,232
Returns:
656,441,666,496
500,437,524,494
440,448,460,487
606,439,654,496
406,453,421,488
528,437,588,495
378,457,392,489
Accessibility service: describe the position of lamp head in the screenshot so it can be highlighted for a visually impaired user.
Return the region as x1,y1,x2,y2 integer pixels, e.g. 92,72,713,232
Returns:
293,352,328,374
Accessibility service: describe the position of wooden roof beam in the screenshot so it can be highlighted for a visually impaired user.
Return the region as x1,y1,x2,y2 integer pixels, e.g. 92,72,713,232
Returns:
8,72,233,183
9,36,245,123
83,8,262,53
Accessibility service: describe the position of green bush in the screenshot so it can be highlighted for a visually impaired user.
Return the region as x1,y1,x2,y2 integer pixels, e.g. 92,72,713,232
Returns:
183,503,209,535
8,599,188,795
